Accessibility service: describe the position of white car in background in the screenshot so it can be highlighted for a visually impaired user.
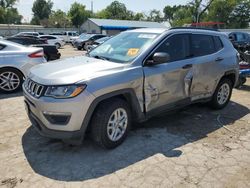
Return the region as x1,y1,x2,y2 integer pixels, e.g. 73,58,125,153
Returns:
15,32,41,37
0,40,46,93
39,35,65,49
49,31,79,43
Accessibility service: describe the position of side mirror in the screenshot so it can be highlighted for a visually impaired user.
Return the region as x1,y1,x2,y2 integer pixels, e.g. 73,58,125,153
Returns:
147,52,170,65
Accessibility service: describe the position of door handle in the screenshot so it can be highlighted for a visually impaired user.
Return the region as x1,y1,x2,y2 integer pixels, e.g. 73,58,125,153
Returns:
215,57,224,62
182,64,193,69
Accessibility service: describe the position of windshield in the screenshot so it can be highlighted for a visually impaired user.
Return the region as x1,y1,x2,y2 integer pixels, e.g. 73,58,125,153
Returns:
89,32,159,63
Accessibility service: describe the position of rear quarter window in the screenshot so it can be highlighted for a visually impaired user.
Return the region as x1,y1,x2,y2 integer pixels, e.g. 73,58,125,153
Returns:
213,36,223,51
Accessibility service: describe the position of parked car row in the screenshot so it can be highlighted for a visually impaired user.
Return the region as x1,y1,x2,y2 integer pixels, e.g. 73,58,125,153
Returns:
6,36,61,61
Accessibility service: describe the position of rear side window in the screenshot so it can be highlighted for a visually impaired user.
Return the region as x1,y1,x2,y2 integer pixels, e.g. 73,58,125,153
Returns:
213,36,223,51
155,34,190,62
191,34,215,57
235,33,246,42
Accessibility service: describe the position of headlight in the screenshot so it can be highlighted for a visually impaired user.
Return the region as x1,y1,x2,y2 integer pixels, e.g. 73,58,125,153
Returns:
45,85,86,98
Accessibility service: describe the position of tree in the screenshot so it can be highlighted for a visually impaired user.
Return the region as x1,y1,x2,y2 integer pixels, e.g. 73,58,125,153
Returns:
0,0,22,24
229,0,250,28
48,10,71,28
163,5,182,26
102,1,128,20
0,0,17,8
133,13,146,21
95,1,138,20
31,0,53,25
147,9,163,22
172,5,193,26
189,0,215,23
68,2,92,28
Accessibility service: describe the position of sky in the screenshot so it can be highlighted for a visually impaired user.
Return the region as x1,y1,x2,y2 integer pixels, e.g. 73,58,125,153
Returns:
15,0,190,22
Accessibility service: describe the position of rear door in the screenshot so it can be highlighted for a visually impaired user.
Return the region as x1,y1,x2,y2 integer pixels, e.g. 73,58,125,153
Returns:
143,33,193,112
190,34,223,100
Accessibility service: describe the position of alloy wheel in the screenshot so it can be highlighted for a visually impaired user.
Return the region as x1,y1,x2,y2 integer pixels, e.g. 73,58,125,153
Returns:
0,71,20,91
107,108,128,142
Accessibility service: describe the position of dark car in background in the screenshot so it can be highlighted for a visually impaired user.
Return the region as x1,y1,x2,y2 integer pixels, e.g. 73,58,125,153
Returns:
6,36,61,61
86,36,112,51
73,34,106,50
227,32,250,46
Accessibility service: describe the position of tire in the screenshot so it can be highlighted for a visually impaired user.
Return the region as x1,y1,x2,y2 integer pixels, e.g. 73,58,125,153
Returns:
55,43,61,49
44,53,49,61
90,98,131,149
210,78,233,109
77,46,82,50
0,68,23,93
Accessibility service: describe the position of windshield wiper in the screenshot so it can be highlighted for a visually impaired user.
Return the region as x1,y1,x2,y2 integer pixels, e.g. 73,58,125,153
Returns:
93,55,110,61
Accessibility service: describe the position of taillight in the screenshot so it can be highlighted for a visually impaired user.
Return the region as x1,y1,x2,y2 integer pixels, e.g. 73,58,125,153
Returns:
28,50,44,58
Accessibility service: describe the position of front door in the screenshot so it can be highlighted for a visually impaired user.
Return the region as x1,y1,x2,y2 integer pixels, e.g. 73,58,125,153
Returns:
143,34,193,112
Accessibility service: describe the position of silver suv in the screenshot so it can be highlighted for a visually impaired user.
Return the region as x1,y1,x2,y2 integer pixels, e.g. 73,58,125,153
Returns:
23,28,239,149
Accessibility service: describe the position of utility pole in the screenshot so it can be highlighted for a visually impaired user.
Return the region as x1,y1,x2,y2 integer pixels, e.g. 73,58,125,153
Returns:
91,1,93,13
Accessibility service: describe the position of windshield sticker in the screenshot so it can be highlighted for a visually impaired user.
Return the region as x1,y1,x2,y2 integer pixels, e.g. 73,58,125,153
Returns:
138,34,157,39
127,48,140,56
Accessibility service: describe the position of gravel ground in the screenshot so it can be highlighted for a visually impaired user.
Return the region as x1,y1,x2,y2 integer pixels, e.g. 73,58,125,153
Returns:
0,45,249,188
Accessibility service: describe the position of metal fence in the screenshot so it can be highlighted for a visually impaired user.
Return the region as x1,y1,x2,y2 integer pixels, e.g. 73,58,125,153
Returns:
0,24,79,36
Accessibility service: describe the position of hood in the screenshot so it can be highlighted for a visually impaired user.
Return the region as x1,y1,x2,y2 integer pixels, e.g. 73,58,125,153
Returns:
29,56,126,85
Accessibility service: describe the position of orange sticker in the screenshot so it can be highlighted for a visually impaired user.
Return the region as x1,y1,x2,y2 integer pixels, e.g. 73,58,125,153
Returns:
127,48,139,56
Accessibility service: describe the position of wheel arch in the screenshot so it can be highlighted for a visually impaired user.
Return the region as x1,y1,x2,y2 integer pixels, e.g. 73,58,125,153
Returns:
0,66,25,79
81,89,145,135
220,70,238,87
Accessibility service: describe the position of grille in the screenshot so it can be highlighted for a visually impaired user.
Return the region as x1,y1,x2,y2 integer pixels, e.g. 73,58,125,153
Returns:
24,78,45,98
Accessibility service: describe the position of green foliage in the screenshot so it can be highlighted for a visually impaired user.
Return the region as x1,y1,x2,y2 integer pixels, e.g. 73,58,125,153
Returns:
164,0,250,28
0,0,16,8
0,0,22,24
147,9,163,22
172,6,193,26
31,0,53,25
68,2,92,28
48,10,72,28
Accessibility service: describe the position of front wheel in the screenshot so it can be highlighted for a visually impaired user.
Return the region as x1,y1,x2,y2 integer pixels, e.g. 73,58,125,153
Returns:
0,68,23,93
210,78,233,109
91,98,131,149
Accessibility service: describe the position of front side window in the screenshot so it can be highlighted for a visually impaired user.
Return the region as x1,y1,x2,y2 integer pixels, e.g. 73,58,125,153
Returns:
154,34,190,62
89,32,160,63
191,34,215,57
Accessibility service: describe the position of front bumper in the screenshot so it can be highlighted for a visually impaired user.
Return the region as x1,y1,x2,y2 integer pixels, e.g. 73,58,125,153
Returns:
23,85,95,139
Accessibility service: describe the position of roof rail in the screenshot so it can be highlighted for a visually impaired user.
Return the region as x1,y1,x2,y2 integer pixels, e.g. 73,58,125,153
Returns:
170,27,220,32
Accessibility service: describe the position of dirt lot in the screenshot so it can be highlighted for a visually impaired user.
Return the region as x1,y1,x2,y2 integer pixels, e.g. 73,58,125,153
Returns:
0,45,250,188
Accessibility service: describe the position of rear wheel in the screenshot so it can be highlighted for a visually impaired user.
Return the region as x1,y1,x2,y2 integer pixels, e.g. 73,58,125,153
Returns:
0,68,23,93
55,43,61,49
91,98,131,149
210,78,233,109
